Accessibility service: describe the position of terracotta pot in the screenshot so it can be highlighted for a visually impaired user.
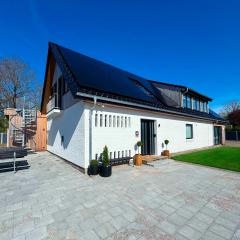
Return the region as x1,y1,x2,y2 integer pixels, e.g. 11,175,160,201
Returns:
162,150,170,158
135,154,142,166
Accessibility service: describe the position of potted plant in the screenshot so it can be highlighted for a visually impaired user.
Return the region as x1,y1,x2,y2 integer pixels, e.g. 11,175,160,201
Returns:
88,159,99,175
99,146,112,177
135,141,143,166
162,139,170,157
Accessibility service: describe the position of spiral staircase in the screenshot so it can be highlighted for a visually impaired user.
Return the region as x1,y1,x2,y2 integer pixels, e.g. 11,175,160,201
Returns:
9,108,37,149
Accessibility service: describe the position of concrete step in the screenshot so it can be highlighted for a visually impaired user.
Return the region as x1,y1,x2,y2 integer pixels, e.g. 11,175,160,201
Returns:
142,155,168,164
146,159,174,168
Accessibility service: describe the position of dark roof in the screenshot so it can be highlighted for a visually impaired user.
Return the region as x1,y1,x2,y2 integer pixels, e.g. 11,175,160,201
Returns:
149,80,213,101
42,42,225,123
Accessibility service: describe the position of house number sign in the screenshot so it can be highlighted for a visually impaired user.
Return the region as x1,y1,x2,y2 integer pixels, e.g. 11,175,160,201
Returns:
135,131,139,137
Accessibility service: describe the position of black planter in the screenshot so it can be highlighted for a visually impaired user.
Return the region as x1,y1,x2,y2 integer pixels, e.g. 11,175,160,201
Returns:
99,164,112,177
88,165,99,176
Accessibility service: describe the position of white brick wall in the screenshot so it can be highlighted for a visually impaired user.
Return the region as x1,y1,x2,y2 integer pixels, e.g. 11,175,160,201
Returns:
87,103,215,161
47,101,216,169
47,101,87,169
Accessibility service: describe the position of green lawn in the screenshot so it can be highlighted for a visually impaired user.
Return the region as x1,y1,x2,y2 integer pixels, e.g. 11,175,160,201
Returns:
173,146,240,172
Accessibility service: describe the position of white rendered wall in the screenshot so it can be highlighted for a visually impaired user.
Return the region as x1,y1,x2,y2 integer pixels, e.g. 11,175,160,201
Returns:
47,101,88,169
47,101,215,169
89,104,215,160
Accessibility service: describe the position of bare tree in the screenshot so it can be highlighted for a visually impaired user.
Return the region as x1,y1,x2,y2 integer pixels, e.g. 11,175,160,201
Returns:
219,100,240,118
0,58,38,109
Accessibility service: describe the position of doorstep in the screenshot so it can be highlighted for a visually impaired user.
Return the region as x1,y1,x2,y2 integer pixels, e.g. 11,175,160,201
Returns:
142,155,168,164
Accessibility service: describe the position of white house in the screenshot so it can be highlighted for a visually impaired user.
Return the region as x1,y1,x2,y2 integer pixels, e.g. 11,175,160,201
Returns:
41,42,225,172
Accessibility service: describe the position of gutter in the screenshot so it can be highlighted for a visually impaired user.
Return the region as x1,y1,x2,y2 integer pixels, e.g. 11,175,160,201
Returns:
76,92,224,123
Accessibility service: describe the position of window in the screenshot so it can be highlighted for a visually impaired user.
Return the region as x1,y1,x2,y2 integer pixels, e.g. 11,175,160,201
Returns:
95,154,98,160
109,115,112,127
186,124,193,139
114,151,116,158
187,96,191,108
128,117,131,128
130,78,154,97
117,116,120,127
192,98,196,110
196,99,200,111
122,151,124,157
100,114,103,127
129,150,131,157
110,152,112,159
121,116,123,128
125,117,127,128
200,101,204,112
183,95,187,108
105,115,107,127
113,116,116,127
95,114,98,127
118,151,120,158
183,95,192,109
125,150,128,157
203,102,208,112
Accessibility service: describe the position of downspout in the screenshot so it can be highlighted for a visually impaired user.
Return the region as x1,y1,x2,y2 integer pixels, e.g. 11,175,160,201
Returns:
183,87,189,95
89,96,97,167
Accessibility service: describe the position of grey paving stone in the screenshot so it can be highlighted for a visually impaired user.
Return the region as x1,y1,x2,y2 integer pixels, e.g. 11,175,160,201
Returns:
195,212,214,225
187,217,209,233
13,220,35,238
108,206,123,217
215,216,239,231
178,225,202,240
25,226,47,240
13,235,26,240
0,152,240,240
203,230,226,240
176,208,194,220
159,204,176,215
168,213,188,226
232,229,240,240
210,223,234,239
157,219,178,235
111,215,129,231
94,222,116,239
81,230,100,240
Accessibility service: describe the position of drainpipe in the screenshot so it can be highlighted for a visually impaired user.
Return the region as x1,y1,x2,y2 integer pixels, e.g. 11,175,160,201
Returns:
89,96,97,166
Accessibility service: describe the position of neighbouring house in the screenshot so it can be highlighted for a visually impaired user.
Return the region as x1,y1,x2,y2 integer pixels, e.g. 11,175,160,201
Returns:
41,42,225,172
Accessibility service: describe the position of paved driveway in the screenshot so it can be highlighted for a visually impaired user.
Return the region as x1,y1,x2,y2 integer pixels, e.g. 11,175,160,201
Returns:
0,152,240,240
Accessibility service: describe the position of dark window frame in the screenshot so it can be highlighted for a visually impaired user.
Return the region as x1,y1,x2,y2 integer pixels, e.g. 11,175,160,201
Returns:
186,124,193,139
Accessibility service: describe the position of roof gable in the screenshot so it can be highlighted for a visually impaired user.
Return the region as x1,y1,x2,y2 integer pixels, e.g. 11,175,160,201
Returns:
41,42,224,123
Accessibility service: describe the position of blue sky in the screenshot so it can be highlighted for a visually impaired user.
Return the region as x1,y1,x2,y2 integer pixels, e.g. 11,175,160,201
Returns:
0,0,239,112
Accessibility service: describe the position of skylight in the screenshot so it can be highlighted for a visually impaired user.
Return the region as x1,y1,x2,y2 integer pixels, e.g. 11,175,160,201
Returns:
130,78,154,97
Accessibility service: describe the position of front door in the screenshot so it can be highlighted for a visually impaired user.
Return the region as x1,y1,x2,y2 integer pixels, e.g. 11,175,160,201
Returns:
214,126,222,145
141,119,155,155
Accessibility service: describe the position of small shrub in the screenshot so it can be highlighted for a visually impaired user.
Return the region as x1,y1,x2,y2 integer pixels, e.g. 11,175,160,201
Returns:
136,141,143,154
90,159,98,166
102,146,110,166
164,139,169,150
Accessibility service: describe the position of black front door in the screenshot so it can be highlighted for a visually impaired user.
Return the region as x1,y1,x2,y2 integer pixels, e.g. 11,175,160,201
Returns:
141,120,155,155
214,126,222,145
